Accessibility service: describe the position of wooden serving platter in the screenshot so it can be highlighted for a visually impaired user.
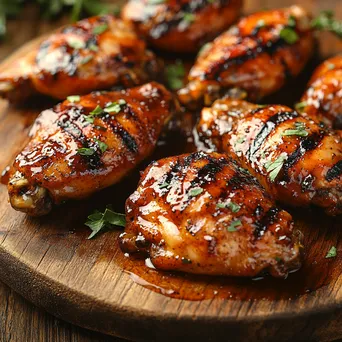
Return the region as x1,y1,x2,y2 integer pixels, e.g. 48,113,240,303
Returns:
0,1,341,341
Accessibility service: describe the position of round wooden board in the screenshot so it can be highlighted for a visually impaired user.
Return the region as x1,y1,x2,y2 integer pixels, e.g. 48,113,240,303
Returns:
0,2,342,341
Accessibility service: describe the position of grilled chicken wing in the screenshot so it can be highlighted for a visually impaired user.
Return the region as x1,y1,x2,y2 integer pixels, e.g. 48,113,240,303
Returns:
197,99,342,216
178,6,314,109
0,15,161,102
120,151,301,278
8,82,175,216
300,55,342,129
121,0,243,53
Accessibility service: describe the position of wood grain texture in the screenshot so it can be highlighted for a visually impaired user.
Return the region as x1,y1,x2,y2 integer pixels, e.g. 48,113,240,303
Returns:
0,1,341,341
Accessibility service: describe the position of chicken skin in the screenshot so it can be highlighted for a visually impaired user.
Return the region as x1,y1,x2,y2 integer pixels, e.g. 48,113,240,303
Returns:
121,0,243,53
120,151,301,278
300,55,342,129
197,99,342,216
178,6,314,109
8,82,175,216
0,15,161,102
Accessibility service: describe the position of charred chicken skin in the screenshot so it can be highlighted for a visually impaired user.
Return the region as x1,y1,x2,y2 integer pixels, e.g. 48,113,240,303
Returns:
300,55,342,129
0,15,161,102
120,151,301,278
197,99,342,216
8,82,175,216
121,0,243,53
178,6,314,109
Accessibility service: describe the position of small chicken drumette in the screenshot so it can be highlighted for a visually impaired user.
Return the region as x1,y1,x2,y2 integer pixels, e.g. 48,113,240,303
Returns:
299,55,342,129
120,151,301,278
196,99,342,216
8,82,175,216
0,15,161,102
121,0,243,53
178,6,314,109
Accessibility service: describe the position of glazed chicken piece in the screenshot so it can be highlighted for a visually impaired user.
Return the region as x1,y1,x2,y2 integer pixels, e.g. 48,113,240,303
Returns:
0,15,161,102
178,6,314,109
121,0,243,53
8,82,175,216
120,151,302,278
299,55,342,129
197,99,342,216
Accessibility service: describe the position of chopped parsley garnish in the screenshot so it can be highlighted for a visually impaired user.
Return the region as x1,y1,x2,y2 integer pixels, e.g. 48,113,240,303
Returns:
198,42,212,57
182,12,195,24
280,27,299,44
165,60,185,90
90,105,103,115
88,43,99,52
92,23,108,35
288,15,296,27
67,95,80,103
295,101,308,112
85,208,125,239
282,122,308,137
181,257,192,264
189,187,203,197
77,147,96,156
104,99,126,113
147,0,166,4
325,246,337,258
94,138,108,153
159,182,170,189
216,201,240,213
264,155,286,182
80,55,93,65
327,63,335,70
227,220,242,232
67,38,86,50
311,10,342,38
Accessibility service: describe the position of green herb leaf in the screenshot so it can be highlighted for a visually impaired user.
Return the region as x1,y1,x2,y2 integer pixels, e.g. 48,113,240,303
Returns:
85,208,125,239
227,220,242,232
311,10,342,38
159,182,170,189
325,246,337,258
92,23,108,35
182,12,195,24
67,37,86,50
88,43,99,52
67,95,80,103
90,105,103,115
280,27,299,44
256,19,265,28
94,138,108,153
327,63,335,70
147,0,166,4
104,99,126,113
80,55,93,65
216,201,240,213
288,15,296,27
282,122,309,137
295,101,308,112
77,147,96,156
189,187,203,197
165,60,185,90
264,155,286,182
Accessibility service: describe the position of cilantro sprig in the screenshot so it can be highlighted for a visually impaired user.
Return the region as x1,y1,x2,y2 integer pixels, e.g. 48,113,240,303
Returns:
264,155,287,182
282,122,308,137
165,60,185,90
325,246,337,258
85,207,125,239
311,10,342,38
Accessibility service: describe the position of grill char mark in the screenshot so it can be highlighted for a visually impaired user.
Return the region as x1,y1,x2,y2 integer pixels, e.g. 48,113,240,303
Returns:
247,111,298,158
326,160,342,182
281,132,325,180
254,207,280,239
